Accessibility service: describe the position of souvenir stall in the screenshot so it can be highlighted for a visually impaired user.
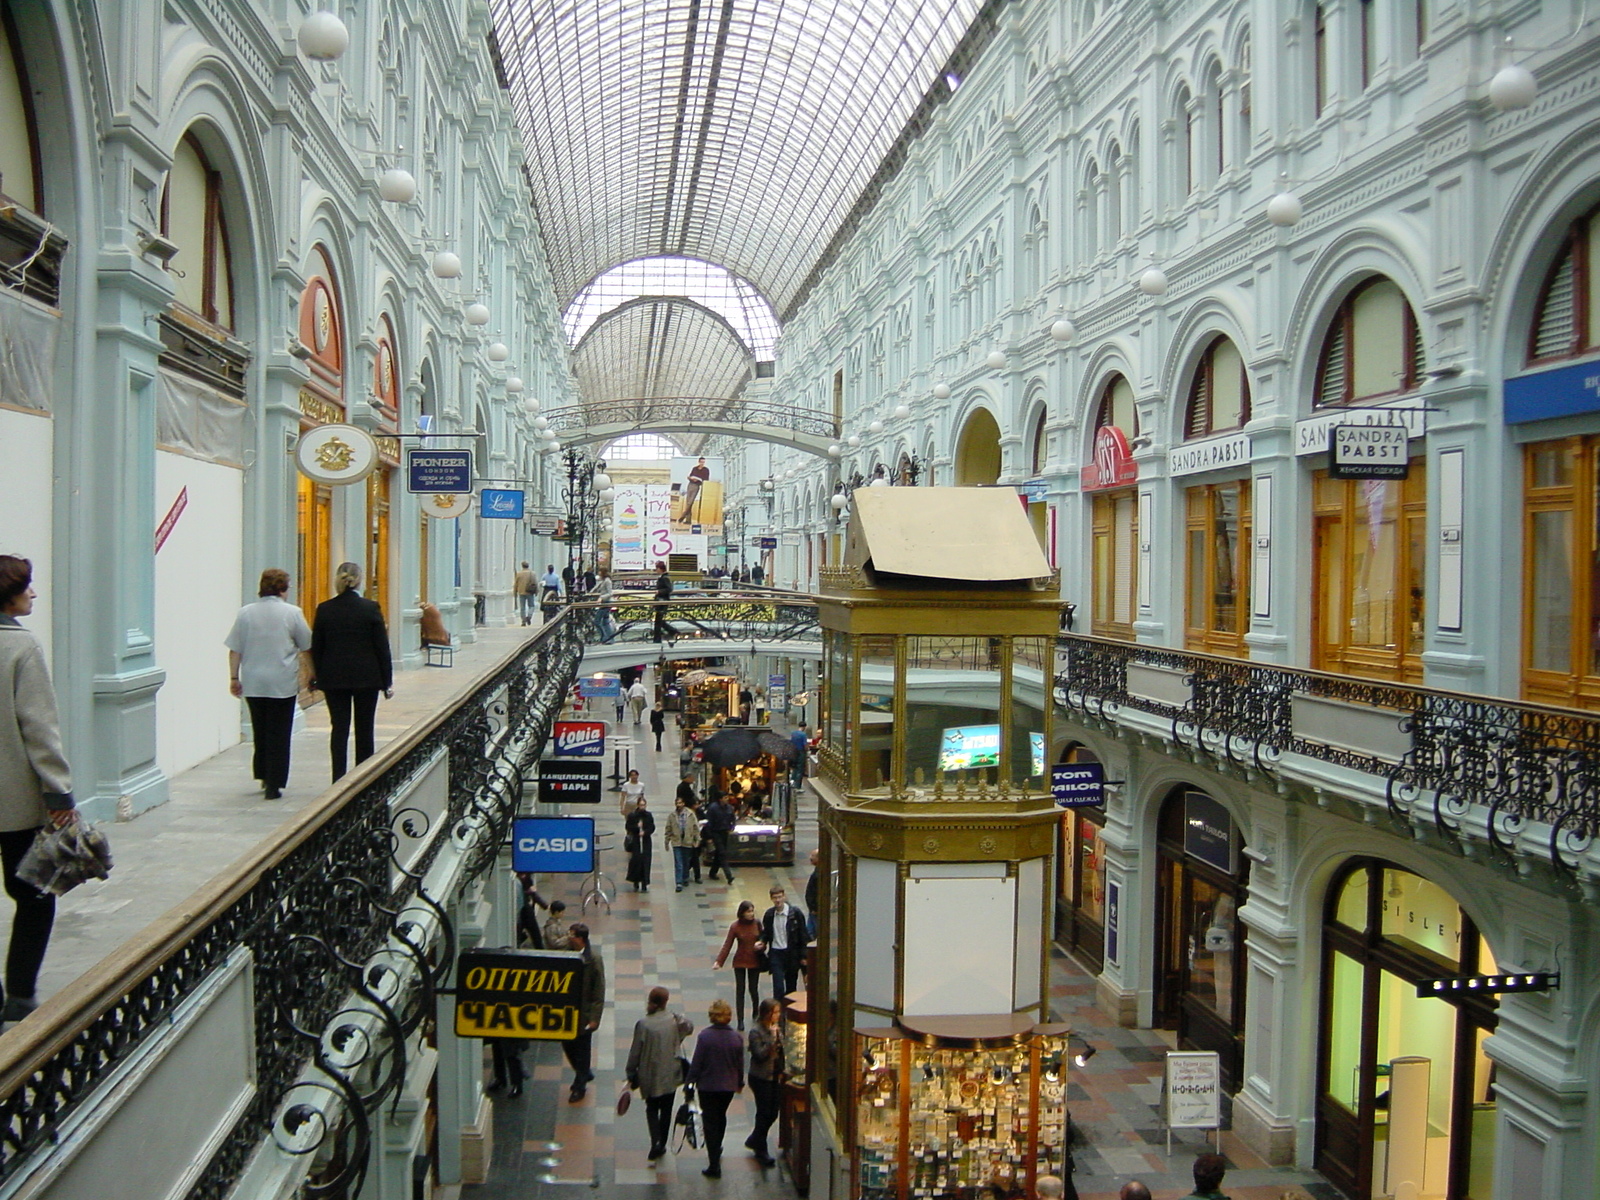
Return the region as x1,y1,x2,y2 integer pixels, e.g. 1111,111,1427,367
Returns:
699,726,798,865
675,667,738,727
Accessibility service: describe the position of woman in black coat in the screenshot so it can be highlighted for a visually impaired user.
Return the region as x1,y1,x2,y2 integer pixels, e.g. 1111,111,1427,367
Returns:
625,797,656,891
311,562,392,782
649,701,667,751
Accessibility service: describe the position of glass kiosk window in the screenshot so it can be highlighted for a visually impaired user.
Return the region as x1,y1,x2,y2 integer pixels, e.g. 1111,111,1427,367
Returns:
905,636,1003,785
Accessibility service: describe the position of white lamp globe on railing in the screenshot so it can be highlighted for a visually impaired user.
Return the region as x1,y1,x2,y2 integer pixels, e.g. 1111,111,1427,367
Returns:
868,419,884,435
464,302,491,326
932,382,951,400
431,250,462,279
1050,318,1076,343
298,10,350,60
532,416,549,432
830,493,848,512
893,403,911,420
1139,265,1169,296
487,342,510,362
505,376,524,393
548,440,562,454
593,471,612,489
985,350,1008,370
377,168,416,204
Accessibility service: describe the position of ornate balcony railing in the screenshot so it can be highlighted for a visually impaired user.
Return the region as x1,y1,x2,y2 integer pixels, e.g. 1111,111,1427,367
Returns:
0,616,585,1199
1056,634,1600,877
570,595,821,649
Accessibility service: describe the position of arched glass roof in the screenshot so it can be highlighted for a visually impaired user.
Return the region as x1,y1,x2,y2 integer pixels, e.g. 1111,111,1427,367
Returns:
573,298,751,406
600,432,683,461
564,257,781,357
489,0,988,317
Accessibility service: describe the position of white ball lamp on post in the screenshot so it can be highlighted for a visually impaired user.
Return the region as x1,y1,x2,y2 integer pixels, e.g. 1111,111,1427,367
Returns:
431,251,462,279
1139,265,1169,296
298,10,350,60
893,403,911,420
377,168,416,204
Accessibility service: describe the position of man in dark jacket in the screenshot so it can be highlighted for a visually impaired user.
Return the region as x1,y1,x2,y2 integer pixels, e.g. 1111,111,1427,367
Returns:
703,794,736,883
652,561,673,641
564,923,606,1103
311,562,393,781
758,886,808,1001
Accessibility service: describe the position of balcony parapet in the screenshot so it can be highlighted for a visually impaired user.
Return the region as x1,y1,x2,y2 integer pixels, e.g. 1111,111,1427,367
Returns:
1056,634,1600,883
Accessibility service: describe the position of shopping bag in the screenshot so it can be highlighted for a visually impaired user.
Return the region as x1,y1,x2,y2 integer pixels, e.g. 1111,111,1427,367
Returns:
616,1087,632,1116
17,821,114,896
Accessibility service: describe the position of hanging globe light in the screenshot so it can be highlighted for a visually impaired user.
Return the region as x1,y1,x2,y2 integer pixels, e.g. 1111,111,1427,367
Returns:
893,403,911,420
522,397,540,416
847,434,861,448
599,487,616,503
378,168,416,204
1266,191,1303,227
827,443,842,458
548,440,563,453
464,302,491,326
932,383,952,400
487,342,510,362
298,10,350,60
1488,62,1537,110
986,350,1008,370
431,250,462,279
869,475,890,487
868,419,884,435
831,494,848,512
1139,266,1169,295
533,416,549,432
594,472,612,489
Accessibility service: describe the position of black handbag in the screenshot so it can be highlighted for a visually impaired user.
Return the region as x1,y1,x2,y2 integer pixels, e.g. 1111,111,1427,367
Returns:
624,833,639,854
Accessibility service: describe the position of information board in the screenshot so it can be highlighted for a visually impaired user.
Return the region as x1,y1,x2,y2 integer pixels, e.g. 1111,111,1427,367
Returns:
407,448,473,493
535,760,603,805
1164,1050,1222,1145
1052,761,1104,807
454,948,585,1040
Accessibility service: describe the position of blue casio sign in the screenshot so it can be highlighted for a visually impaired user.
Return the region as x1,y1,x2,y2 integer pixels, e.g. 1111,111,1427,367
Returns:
511,816,595,873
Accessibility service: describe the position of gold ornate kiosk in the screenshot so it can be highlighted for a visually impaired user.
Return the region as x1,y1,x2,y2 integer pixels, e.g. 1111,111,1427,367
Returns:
806,488,1066,1200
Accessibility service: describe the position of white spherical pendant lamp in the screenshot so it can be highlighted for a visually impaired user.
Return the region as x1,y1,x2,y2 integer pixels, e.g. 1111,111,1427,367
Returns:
1489,63,1537,111
1266,191,1303,227
505,376,524,393
298,11,350,60
932,383,952,400
868,419,884,435
1050,318,1076,344
464,302,491,326
431,250,462,279
1139,266,1169,296
893,403,911,420
487,342,510,362
985,350,1008,370
378,168,416,204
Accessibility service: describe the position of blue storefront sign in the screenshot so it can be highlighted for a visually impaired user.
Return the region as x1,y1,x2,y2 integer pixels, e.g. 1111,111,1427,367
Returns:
756,536,778,549
1052,761,1104,807
511,816,595,873
407,448,473,493
577,674,621,699
1504,357,1600,424
1183,791,1236,873
480,488,526,519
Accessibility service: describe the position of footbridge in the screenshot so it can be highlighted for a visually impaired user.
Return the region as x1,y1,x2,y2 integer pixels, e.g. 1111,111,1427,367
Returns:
569,594,822,671
542,398,839,457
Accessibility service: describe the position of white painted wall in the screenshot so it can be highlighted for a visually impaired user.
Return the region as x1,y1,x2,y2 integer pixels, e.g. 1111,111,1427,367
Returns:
0,406,53,669
154,450,244,777
902,874,1016,1016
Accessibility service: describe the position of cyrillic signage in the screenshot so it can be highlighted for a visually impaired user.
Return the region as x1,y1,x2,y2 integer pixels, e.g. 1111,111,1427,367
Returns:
1329,425,1409,479
511,816,596,872
454,948,584,1040
407,448,473,493
1169,432,1250,477
551,721,606,756
535,760,603,805
1052,761,1105,807
531,516,561,536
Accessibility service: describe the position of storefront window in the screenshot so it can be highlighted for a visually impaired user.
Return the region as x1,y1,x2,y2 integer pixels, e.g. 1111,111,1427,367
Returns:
1316,277,1424,407
904,636,1002,785
1522,437,1600,708
1076,816,1104,922
1313,465,1426,684
1527,203,1600,364
1091,492,1138,639
1185,481,1250,655
825,630,852,772
856,635,897,789
1011,637,1049,789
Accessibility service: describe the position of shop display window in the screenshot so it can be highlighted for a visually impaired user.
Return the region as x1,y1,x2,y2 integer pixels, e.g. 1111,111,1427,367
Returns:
1184,481,1250,657
856,635,898,789
824,630,853,776
1076,816,1104,924
1521,437,1600,710
1091,491,1138,641
1010,638,1049,790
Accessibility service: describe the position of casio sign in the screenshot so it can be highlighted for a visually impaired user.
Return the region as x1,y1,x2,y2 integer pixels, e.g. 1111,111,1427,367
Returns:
517,836,590,854
511,816,597,873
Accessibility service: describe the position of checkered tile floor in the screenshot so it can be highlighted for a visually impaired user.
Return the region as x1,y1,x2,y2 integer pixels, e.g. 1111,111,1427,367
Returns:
465,686,1339,1200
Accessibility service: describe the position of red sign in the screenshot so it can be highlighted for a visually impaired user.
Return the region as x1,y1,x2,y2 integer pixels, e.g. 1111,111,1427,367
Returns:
1081,426,1138,492
154,487,189,553
551,721,606,757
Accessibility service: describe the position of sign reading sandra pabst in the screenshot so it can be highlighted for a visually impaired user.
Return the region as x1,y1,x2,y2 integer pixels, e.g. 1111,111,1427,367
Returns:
454,948,585,1040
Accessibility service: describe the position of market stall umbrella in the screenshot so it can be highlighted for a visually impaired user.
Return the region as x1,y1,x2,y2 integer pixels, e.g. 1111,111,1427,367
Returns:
677,669,711,686
699,727,797,767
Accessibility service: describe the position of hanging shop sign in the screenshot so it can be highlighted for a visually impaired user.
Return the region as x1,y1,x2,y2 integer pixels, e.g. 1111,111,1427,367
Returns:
781,532,803,546
530,515,561,536
536,759,603,805
551,720,606,756
407,448,473,493
1328,424,1409,479
454,947,585,1040
1417,972,1559,999
1504,357,1600,424
756,536,779,549
768,673,787,711
296,423,380,485
1293,399,1426,456
419,492,471,519
1016,479,1050,502
577,674,622,700
1080,425,1138,491
480,488,526,519
1051,761,1104,807
510,815,596,873
1183,791,1237,873
1169,432,1250,478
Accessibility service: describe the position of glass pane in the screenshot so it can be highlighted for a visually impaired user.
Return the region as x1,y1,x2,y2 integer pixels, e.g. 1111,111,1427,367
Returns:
1467,1024,1496,1200
1350,479,1400,649
1113,493,1136,625
856,1032,900,1200
1320,516,1346,648
1213,484,1242,634
1351,280,1409,399
1380,870,1462,965
1011,637,1048,788
1336,866,1370,930
1211,339,1246,429
167,141,210,315
1325,950,1365,1113
856,635,896,789
1077,817,1104,921
905,636,1003,785
1529,441,1574,489
1187,877,1236,1021
1529,509,1573,673
1187,527,1207,629
825,630,852,766
1406,512,1425,656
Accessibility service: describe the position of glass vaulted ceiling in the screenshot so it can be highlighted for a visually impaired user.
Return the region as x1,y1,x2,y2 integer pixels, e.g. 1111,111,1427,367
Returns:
564,257,781,357
490,0,988,321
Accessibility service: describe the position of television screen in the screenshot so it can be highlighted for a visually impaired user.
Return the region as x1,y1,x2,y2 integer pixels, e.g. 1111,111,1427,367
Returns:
1031,731,1045,777
939,724,1001,771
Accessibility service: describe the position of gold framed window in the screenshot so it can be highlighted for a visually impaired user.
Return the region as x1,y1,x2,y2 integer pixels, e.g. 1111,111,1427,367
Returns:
1520,437,1600,709
1091,491,1137,641
1184,481,1250,657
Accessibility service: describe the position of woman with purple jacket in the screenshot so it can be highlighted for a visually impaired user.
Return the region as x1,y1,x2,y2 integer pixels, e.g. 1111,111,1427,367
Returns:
686,998,744,1177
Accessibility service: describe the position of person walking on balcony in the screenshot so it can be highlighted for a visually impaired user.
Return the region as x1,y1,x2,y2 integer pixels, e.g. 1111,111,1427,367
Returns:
513,562,537,625
625,986,693,1162
564,923,605,1103
311,563,393,783
0,556,78,1024
226,568,313,800
652,561,673,641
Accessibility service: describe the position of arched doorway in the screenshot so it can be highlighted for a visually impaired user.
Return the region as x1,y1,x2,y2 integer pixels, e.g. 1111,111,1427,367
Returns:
1154,786,1248,1088
954,407,1001,485
1315,861,1498,1200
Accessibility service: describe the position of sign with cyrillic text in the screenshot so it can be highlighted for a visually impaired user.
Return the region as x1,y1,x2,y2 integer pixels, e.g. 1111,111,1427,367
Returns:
454,948,584,1040
1329,424,1409,479
1052,761,1104,807
407,448,473,493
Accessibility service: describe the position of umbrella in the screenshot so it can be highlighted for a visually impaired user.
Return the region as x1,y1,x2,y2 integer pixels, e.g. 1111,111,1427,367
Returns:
677,669,710,686
699,726,798,766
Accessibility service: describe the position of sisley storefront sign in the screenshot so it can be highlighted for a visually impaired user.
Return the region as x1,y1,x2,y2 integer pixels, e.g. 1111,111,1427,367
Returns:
1169,432,1250,477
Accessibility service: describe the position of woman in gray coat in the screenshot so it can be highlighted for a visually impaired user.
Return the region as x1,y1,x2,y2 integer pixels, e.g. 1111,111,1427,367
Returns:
0,556,78,1023
624,985,694,1162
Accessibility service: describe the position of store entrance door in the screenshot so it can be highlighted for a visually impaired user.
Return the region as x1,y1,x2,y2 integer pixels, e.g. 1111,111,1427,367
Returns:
1154,788,1247,1090
297,473,332,625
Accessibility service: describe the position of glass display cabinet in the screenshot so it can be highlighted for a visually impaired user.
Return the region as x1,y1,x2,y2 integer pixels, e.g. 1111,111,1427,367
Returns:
780,994,811,1191
854,1019,1070,1200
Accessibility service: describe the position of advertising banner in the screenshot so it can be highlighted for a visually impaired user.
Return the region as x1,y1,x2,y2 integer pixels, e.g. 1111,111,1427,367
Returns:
577,674,622,699
671,455,724,534
551,721,606,756
510,816,596,873
479,488,526,519
454,947,585,1040
611,484,648,571
535,760,604,805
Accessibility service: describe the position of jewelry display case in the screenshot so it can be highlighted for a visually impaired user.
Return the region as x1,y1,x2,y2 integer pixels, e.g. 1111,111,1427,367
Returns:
854,1019,1070,1200
780,994,811,1192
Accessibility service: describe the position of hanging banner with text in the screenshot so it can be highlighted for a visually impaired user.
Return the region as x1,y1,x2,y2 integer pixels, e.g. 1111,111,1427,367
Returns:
454,948,585,1040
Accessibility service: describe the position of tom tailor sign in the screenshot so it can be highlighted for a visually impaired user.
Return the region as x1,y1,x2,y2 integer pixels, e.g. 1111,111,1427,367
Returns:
454,948,584,1040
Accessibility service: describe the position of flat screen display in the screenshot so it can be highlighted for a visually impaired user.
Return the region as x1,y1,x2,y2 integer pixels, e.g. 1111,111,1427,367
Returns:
939,724,1001,771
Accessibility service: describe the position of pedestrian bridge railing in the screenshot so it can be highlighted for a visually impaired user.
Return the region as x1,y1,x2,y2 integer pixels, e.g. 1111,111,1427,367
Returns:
0,615,585,1200
567,594,822,652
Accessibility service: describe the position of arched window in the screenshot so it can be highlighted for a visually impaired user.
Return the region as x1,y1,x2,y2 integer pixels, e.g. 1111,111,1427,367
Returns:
161,135,234,329
1030,407,1048,476
0,14,39,213
1528,204,1600,364
1088,374,1139,640
1202,63,1224,183
1184,336,1251,438
1315,277,1423,408
1082,162,1100,259
1176,85,1195,197
1106,144,1123,242
1094,373,1137,436
1235,36,1252,163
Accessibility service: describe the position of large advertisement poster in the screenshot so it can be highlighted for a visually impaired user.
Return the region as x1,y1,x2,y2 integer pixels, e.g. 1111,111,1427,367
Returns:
670,455,723,534
612,484,679,570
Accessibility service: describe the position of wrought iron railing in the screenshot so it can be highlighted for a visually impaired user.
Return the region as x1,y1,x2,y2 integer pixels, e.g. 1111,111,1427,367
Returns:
541,397,839,441
1055,633,1600,876
569,595,821,649
0,616,585,1199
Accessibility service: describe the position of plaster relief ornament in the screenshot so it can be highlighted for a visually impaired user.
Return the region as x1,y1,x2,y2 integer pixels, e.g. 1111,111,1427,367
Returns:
921,836,941,854
867,832,885,852
978,836,997,856
294,423,379,485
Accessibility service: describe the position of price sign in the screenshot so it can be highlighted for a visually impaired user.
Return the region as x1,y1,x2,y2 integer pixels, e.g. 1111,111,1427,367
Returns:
1164,1051,1222,1147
